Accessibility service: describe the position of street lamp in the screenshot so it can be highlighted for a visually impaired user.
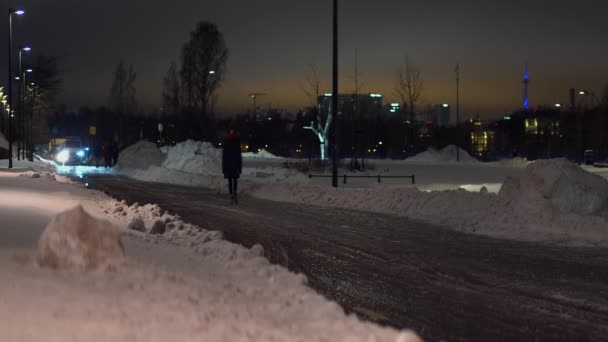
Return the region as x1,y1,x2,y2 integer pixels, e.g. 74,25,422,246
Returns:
17,46,32,160
331,0,339,188
7,8,25,168
20,68,33,160
15,45,32,160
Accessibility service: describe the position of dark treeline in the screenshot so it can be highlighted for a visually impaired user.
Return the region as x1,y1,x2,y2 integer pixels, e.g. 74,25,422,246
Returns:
46,98,608,166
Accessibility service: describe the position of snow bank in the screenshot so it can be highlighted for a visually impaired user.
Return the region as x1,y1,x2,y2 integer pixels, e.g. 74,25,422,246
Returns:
243,148,282,159
37,205,125,270
500,158,608,216
163,140,222,176
1,165,422,342
116,140,166,170
407,145,479,164
249,159,608,245
117,140,308,187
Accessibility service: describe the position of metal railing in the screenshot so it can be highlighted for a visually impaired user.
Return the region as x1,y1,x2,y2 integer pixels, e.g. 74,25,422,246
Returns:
308,174,416,185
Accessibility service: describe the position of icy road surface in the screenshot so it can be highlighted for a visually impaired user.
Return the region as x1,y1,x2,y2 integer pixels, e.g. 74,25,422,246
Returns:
86,175,608,342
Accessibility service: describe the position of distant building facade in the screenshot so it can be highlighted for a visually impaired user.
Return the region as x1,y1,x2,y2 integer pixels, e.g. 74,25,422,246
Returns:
318,93,383,119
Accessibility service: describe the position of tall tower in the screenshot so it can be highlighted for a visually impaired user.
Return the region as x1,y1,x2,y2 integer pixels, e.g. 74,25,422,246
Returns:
523,64,530,110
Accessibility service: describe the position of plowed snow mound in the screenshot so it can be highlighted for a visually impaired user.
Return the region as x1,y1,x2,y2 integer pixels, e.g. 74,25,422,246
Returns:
243,149,282,159
500,158,608,216
162,140,222,176
116,140,166,170
407,145,479,164
37,205,125,270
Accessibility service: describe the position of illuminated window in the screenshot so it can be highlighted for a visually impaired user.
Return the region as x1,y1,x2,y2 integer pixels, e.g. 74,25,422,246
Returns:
525,118,539,135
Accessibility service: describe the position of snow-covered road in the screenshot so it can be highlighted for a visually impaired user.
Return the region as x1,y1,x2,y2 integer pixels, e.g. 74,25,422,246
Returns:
86,174,608,342
0,172,421,342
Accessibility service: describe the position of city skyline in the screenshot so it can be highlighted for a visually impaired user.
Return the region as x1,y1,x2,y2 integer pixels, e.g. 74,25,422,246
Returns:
2,0,607,119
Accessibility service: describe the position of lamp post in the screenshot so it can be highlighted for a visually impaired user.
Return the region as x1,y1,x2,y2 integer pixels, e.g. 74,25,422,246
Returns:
331,0,339,187
17,46,31,160
7,8,25,168
209,70,216,117
21,68,32,160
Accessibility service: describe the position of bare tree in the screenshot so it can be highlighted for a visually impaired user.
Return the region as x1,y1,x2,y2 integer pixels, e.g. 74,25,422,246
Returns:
29,56,62,117
394,56,423,123
109,59,137,144
302,64,321,106
162,61,180,116
26,55,62,160
180,21,228,116
302,64,331,160
109,59,137,115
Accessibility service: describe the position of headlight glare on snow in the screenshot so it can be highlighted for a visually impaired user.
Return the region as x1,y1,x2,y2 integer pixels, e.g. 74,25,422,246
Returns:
56,150,70,163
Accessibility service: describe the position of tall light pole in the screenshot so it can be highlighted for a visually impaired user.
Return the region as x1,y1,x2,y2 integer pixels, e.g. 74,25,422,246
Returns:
7,9,25,168
22,68,33,160
455,64,460,162
17,46,31,160
331,0,339,187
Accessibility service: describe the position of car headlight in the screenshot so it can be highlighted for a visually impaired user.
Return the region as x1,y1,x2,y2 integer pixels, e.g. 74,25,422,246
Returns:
56,150,70,163
76,150,85,157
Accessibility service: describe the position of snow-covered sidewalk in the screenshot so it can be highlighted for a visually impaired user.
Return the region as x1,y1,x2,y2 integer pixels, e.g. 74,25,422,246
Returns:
0,171,420,342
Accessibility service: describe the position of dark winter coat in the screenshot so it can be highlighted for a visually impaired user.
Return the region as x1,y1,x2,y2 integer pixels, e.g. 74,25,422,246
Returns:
222,137,242,178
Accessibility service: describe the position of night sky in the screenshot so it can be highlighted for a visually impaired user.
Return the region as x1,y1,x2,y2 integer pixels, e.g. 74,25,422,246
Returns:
2,0,607,119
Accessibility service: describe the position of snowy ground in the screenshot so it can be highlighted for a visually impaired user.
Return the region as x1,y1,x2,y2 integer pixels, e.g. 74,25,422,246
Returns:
0,171,420,341
61,140,607,247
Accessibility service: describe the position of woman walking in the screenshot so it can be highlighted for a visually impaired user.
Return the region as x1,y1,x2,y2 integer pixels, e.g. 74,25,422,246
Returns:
222,128,242,204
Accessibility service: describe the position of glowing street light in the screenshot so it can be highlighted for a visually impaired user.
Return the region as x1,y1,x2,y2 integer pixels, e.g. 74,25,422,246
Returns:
7,8,26,168
442,103,449,108
18,46,32,160
555,103,562,108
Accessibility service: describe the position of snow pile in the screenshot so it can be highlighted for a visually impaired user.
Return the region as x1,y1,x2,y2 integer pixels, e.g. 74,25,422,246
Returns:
117,140,308,187
249,159,608,245
244,149,282,159
493,157,530,167
18,171,41,178
407,145,479,164
0,132,8,150
163,140,222,176
102,199,202,237
500,158,608,216
37,205,125,270
116,140,166,170
1,168,422,342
